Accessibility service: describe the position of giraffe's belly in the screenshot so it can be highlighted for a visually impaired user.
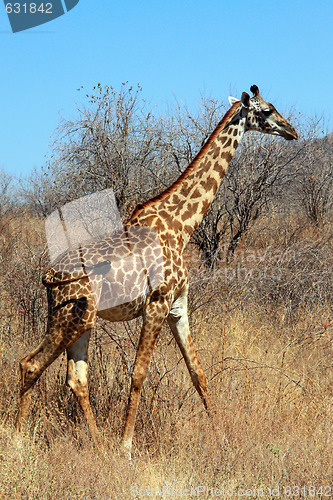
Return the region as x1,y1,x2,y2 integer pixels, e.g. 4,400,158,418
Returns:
96,294,146,322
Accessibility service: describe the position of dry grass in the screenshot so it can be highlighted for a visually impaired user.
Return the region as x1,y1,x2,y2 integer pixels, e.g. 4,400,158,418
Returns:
0,213,332,499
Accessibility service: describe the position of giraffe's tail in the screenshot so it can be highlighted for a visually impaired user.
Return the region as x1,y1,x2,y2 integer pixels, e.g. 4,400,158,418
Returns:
42,267,88,287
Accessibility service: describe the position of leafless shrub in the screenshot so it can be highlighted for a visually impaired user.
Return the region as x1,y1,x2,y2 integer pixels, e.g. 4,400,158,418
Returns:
22,84,167,219
213,228,333,328
0,212,48,342
295,128,333,226
223,131,303,262
0,169,14,219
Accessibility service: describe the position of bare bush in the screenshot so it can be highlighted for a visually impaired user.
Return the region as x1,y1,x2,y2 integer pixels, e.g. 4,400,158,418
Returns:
0,213,48,342
295,131,333,226
23,84,167,219
0,169,14,219
224,233,333,325
223,131,303,262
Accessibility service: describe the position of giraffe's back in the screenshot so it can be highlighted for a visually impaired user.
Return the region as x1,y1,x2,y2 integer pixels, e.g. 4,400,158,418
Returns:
43,225,165,318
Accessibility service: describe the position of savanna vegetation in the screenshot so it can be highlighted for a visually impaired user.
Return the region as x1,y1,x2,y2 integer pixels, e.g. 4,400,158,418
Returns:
0,84,332,499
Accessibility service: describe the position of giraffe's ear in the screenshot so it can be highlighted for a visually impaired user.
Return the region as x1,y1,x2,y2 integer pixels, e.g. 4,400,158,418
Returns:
228,96,239,107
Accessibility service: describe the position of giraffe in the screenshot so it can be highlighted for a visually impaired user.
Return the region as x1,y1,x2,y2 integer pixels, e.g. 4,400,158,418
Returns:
16,85,298,455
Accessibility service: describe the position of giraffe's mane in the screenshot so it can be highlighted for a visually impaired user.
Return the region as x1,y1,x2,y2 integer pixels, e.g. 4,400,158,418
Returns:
129,100,241,219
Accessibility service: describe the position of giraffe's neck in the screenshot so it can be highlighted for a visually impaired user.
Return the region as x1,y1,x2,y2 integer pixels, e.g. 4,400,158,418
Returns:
130,103,246,251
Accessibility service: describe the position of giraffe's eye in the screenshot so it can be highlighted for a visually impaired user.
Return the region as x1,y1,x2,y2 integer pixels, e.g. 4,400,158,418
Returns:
262,109,272,117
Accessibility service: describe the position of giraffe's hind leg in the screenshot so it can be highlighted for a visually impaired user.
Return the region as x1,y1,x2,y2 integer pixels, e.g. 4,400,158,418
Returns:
66,330,103,448
167,294,212,413
16,343,43,431
16,293,97,433
16,329,72,432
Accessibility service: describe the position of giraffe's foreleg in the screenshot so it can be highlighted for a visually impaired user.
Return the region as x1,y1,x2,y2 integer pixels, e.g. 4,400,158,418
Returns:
167,294,212,414
121,299,169,457
66,330,102,449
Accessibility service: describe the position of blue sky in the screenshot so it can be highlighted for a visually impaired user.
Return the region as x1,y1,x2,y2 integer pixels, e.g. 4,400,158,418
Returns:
1,0,332,177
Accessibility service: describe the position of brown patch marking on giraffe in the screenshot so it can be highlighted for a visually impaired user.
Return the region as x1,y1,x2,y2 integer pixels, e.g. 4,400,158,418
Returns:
225,137,232,148
141,215,156,227
159,210,172,221
117,269,125,282
172,198,187,215
191,187,202,199
212,145,221,159
201,175,218,193
181,202,199,221
189,342,195,357
183,224,194,235
202,159,212,171
200,199,211,216
171,194,181,205
154,218,167,232
172,219,183,232
213,160,225,175
176,234,184,247
221,151,233,163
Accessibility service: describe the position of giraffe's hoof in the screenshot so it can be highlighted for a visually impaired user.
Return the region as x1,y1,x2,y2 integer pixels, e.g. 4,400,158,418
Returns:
91,434,105,453
120,440,132,460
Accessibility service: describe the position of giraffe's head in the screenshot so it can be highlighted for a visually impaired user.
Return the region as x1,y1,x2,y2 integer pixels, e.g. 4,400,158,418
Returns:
228,85,298,141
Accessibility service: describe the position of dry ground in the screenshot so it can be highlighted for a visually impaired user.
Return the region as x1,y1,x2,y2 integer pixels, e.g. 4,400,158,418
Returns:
0,213,332,499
